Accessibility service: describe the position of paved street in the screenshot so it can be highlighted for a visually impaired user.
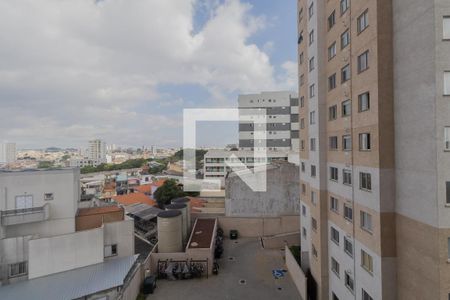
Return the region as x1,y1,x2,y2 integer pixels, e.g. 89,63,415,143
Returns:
148,238,299,300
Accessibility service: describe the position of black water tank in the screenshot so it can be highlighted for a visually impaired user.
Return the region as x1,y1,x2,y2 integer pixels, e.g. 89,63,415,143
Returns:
142,275,157,294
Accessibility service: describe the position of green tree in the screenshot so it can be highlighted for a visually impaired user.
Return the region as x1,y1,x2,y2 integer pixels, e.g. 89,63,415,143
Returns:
153,179,185,208
38,161,53,169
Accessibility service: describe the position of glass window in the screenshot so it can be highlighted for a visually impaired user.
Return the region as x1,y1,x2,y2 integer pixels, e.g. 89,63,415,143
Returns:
312,217,317,231
310,111,316,124
362,289,374,300
329,73,337,90
309,2,314,19
9,262,28,278
343,169,352,185
357,10,369,33
359,92,370,112
342,135,352,151
444,71,450,95
342,100,351,117
328,42,337,60
344,204,353,221
341,30,350,49
361,250,373,273
344,237,353,257
311,191,316,205
309,84,315,98
331,257,340,276
341,64,351,82
360,172,372,191
311,165,316,177
345,271,354,291
359,133,371,150
329,136,338,150
443,16,450,40
309,30,314,45
340,0,350,14
360,211,373,232
330,167,339,181
358,51,369,73
445,127,450,150
310,138,316,151
446,182,450,204
328,11,336,30
331,227,340,245
330,196,339,212
329,105,337,120
309,57,315,72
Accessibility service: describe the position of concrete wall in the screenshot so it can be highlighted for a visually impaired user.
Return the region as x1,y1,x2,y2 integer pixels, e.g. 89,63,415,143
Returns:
218,215,299,238
28,227,104,279
75,209,124,231
285,246,307,300
262,232,300,249
225,162,300,217
104,218,135,259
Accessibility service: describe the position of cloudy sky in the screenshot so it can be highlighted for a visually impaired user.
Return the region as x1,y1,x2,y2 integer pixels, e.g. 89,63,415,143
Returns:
0,0,297,149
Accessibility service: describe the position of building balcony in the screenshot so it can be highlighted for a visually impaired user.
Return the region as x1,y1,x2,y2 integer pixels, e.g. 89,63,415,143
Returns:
0,203,50,226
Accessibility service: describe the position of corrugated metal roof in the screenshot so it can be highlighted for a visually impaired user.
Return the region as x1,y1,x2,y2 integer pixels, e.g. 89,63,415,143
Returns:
0,255,138,300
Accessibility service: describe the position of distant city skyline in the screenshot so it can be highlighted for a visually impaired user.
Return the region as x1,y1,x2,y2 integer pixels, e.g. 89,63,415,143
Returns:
0,0,297,149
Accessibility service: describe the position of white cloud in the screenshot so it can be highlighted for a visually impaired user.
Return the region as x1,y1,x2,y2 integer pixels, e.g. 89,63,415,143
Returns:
0,0,296,148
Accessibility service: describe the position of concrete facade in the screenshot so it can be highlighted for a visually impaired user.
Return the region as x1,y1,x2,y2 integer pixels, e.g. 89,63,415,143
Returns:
225,161,300,217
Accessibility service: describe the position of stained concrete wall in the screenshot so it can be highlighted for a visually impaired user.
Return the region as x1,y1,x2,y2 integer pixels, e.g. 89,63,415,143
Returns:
225,161,300,217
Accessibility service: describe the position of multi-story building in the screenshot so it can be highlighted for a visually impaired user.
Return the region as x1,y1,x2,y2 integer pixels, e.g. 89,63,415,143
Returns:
88,139,107,162
239,91,300,152
0,143,16,164
0,168,135,298
296,0,450,299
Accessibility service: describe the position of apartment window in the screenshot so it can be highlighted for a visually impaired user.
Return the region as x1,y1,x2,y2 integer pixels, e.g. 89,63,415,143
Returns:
104,244,118,257
445,127,450,150
312,244,318,257
358,51,369,73
341,64,351,83
358,92,370,112
362,289,374,300
310,111,316,124
328,42,337,60
44,193,54,201
331,257,340,277
344,237,353,257
332,293,339,300
9,261,28,278
341,30,350,49
309,57,315,72
302,227,307,238
311,191,317,205
328,11,336,30
328,73,337,90
301,140,305,151
342,100,351,116
302,183,306,194
345,272,354,291
359,133,371,150
312,217,318,231
309,30,314,45
344,204,353,221
340,0,349,14
300,118,305,129
446,182,450,204
330,196,339,213
360,172,372,191
309,84,315,98
331,227,340,245
445,71,450,95
310,138,316,151
343,169,352,185
329,105,337,120
299,52,304,65
300,96,305,107
361,250,373,273
300,74,305,86
342,135,352,151
357,10,369,33
330,167,339,181
15,194,33,209
443,16,450,40
329,136,338,150
308,2,314,19
447,237,450,259
311,165,316,177
302,204,306,216
298,8,303,23
360,211,373,232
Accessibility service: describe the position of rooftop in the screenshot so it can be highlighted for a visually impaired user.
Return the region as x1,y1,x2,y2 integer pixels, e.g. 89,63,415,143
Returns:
112,192,156,206
0,255,138,300
188,218,216,249
204,149,290,158
77,205,123,217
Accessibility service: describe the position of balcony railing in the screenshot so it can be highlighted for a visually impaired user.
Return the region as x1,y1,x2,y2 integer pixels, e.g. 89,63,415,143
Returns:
0,203,50,226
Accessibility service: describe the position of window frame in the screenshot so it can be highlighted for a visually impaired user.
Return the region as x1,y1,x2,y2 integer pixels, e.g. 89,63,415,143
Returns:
360,172,372,191
342,100,351,117
341,64,351,83
344,204,353,222
341,30,350,49
358,50,369,73
358,92,370,112
359,133,371,151
357,9,369,34
361,250,374,274
342,135,352,151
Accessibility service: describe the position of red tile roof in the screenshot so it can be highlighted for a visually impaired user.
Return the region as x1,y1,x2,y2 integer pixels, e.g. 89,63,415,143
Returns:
134,185,152,194
112,193,156,206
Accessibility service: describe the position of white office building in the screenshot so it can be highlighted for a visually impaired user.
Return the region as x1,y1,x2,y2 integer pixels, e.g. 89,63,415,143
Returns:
0,143,16,164
88,139,107,162
238,91,299,152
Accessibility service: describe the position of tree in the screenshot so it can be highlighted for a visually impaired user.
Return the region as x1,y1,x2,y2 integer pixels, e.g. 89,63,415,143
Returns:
153,179,185,208
38,161,53,169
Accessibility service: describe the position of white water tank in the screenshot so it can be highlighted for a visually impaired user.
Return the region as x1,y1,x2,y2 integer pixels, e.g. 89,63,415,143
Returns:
172,197,191,231
165,203,188,244
157,210,182,253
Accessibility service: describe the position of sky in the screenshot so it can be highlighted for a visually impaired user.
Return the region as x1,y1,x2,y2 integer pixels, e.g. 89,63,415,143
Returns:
0,0,298,149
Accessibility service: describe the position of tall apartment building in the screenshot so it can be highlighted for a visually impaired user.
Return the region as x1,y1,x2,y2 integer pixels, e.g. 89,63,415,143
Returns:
239,91,300,152
0,169,135,298
88,139,107,162
0,143,16,164
297,0,450,299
